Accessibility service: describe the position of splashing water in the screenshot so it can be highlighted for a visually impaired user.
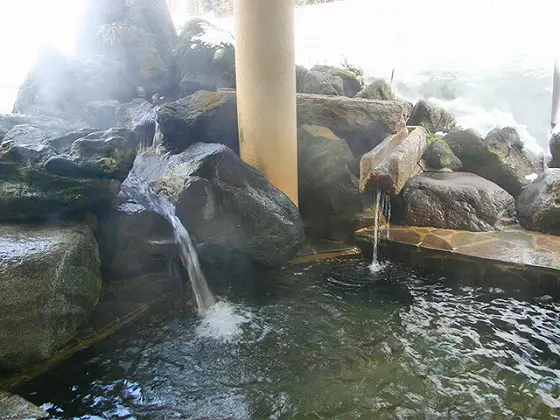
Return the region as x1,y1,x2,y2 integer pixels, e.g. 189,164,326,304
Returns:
195,301,254,343
129,171,216,314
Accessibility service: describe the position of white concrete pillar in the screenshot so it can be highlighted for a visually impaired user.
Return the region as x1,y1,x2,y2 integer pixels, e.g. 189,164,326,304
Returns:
234,0,298,206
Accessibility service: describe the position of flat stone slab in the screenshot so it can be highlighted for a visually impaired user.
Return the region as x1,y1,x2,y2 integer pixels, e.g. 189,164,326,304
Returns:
290,239,362,264
0,391,47,419
356,225,560,294
357,225,560,271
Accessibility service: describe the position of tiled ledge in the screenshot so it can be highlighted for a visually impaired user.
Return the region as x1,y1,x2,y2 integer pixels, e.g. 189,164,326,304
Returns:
356,225,560,294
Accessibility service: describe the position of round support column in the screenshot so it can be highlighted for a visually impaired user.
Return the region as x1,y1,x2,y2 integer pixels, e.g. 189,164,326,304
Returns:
234,0,298,206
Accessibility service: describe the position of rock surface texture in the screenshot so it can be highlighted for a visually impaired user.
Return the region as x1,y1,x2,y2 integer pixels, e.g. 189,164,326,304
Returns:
12,47,131,117
174,18,236,96
297,94,404,156
0,392,47,420
156,91,405,157
422,137,462,170
402,172,517,232
0,123,136,221
0,222,101,369
309,65,363,97
446,127,544,196
77,0,178,98
550,132,560,168
355,78,395,101
517,169,560,235
301,71,344,96
155,90,239,153
297,125,362,241
407,100,456,133
105,143,305,274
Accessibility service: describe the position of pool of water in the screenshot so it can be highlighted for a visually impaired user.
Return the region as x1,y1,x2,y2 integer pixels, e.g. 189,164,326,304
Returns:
16,260,560,418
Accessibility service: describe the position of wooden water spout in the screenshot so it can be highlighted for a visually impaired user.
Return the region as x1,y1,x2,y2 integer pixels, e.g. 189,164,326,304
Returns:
360,126,427,196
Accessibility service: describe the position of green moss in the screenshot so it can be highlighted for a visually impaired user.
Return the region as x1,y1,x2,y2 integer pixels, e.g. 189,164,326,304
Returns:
154,177,183,201
98,157,120,173
427,135,440,147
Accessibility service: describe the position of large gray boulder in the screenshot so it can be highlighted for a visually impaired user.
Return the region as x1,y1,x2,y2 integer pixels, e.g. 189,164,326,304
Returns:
44,127,138,180
156,90,404,157
175,18,235,96
86,98,157,148
0,124,136,220
13,47,132,117
550,132,560,168
446,127,544,196
355,78,395,101
0,113,83,141
422,137,462,170
156,90,239,153
298,125,362,241
0,392,47,419
516,169,560,235
408,100,456,133
297,94,404,156
104,143,305,274
402,172,517,232
301,71,344,96
0,222,101,370
76,0,177,98
310,65,364,98
443,128,484,160
85,100,121,130
360,127,427,195
98,179,176,280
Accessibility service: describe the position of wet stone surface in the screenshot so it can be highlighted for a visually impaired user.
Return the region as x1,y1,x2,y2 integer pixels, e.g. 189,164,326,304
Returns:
356,225,560,279
0,392,47,420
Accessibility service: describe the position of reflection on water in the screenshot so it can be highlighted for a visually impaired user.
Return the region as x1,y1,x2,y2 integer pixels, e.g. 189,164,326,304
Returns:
17,260,560,418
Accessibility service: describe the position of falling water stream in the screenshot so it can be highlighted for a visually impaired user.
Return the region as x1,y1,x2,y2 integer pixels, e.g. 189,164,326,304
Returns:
130,174,216,314
369,188,382,272
370,187,392,273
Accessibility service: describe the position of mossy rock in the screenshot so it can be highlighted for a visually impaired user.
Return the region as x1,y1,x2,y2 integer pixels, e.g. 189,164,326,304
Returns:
310,64,364,97
0,222,101,370
0,125,136,221
302,71,344,96
446,127,544,197
423,137,462,170
355,78,394,100
76,0,177,98
298,124,362,241
175,18,235,96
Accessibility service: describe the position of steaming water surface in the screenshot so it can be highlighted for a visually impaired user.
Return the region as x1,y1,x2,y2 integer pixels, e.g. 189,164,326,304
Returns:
17,260,560,418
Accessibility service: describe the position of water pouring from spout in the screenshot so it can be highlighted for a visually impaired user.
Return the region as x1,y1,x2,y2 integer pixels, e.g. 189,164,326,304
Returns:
369,187,391,273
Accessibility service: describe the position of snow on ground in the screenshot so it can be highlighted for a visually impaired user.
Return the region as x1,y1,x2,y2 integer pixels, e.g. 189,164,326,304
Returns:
2,0,559,153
